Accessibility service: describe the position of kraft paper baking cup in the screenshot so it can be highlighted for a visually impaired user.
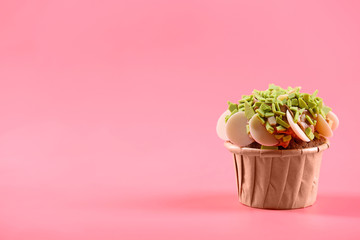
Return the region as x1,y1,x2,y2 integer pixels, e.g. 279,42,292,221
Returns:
224,141,330,209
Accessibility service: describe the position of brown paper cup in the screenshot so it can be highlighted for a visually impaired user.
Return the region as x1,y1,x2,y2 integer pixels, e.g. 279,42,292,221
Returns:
224,141,330,209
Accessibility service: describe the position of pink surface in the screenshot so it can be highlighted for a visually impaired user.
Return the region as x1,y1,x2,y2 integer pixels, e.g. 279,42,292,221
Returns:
0,0,359,239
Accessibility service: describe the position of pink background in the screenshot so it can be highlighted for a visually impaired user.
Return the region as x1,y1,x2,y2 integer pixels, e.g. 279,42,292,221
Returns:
1,0,359,239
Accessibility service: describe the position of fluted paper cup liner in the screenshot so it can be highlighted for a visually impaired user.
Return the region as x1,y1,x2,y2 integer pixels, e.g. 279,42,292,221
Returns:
224,141,330,209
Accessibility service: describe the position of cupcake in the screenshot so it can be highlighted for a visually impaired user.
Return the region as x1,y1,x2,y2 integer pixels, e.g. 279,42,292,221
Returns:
216,84,339,209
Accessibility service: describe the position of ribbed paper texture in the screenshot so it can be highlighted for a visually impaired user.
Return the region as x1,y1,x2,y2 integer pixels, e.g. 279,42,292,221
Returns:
227,142,328,209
